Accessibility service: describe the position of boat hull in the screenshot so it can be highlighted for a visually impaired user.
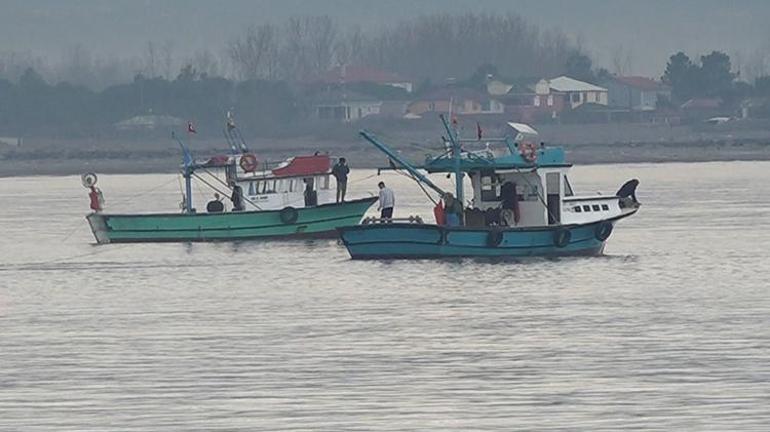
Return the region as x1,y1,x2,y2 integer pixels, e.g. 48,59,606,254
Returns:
87,197,377,244
337,214,634,260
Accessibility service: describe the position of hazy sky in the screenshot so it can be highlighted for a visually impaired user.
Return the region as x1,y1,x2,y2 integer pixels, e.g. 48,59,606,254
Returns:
1,0,769,78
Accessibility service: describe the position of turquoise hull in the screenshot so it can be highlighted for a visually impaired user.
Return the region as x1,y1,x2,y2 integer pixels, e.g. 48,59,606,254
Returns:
87,197,377,244
337,214,633,259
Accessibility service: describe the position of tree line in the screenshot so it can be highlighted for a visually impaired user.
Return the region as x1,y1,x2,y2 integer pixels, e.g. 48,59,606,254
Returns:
0,68,297,138
1,13,582,87
3,12,770,139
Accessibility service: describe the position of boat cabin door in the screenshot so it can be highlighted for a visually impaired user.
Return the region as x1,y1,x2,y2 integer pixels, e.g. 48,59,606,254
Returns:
546,172,561,225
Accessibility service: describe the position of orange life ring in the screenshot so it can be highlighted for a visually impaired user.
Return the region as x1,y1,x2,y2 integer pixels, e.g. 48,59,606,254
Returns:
519,142,538,163
239,153,259,172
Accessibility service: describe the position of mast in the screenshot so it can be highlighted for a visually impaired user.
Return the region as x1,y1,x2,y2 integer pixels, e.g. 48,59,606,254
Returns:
439,114,464,222
173,132,195,213
183,166,193,213
359,130,446,197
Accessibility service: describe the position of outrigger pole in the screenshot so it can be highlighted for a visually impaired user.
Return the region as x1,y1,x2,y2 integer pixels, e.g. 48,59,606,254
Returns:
359,130,446,197
222,128,238,153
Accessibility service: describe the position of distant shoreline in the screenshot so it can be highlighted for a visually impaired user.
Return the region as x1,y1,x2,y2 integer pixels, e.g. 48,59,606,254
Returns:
1,139,769,178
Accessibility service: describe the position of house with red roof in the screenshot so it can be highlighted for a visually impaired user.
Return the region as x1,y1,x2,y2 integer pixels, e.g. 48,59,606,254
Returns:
316,65,414,93
602,76,671,111
679,97,727,121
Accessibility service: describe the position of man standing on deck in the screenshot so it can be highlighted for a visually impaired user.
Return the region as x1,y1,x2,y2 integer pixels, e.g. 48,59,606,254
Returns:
443,192,463,226
230,180,245,212
332,157,350,202
377,181,395,221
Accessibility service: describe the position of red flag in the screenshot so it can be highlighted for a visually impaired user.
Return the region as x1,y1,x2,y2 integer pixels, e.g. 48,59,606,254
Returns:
187,121,197,134
476,122,483,140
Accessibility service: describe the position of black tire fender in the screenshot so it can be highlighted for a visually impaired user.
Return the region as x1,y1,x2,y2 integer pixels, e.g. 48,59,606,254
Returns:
487,229,504,247
553,228,571,248
595,221,613,241
279,206,299,224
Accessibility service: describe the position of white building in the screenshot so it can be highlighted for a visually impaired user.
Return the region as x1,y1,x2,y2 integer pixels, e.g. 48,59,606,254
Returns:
314,89,382,122
544,76,608,109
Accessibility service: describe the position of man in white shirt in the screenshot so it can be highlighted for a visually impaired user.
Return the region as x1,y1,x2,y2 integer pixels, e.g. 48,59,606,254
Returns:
377,181,395,221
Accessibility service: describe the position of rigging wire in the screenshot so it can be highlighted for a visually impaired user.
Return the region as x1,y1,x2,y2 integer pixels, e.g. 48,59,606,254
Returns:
511,166,560,224
392,166,440,206
190,172,263,210
120,176,181,204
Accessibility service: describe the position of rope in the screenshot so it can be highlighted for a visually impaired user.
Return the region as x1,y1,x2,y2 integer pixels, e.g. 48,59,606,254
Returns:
119,176,181,204
61,176,181,241
9,243,133,269
199,168,264,210
393,167,439,206
348,172,378,185
190,172,263,210
190,173,232,203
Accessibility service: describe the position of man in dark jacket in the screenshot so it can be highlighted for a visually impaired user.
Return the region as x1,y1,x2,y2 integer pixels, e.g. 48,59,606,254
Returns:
500,181,520,226
332,157,350,202
230,181,245,211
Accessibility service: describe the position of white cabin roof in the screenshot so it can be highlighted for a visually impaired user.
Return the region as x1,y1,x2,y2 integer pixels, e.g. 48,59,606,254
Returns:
507,122,539,136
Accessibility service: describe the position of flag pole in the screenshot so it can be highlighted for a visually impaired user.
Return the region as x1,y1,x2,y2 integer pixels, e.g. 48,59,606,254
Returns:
173,131,194,213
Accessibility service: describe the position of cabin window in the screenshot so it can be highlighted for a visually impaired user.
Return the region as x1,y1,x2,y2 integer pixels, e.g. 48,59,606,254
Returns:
592,204,600,211
526,185,540,201
564,176,574,197
480,175,498,201
574,206,582,213
571,93,581,103
320,175,330,190
248,181,257,196
601,204,609,211
583,205,591,212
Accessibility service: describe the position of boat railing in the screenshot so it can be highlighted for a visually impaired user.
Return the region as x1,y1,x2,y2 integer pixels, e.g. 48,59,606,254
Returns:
362,216,424,225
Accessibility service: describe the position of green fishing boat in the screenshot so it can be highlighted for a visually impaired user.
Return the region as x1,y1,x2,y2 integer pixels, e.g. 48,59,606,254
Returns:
87,197,376,243
85,126,376,244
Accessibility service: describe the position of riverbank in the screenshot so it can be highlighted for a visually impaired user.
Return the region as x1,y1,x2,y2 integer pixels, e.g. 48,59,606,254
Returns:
1,138,770,177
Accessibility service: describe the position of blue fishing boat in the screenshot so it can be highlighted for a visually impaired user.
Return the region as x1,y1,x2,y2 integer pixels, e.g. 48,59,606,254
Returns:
337,116,640,259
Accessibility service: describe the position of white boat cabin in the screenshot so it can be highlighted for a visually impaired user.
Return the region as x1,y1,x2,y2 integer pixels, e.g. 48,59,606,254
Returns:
454,122,637,228
467,166,626,228
226,154,337,211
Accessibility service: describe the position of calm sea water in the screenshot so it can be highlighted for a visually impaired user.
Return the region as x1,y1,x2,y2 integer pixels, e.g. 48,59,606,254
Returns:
1,162,769,431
